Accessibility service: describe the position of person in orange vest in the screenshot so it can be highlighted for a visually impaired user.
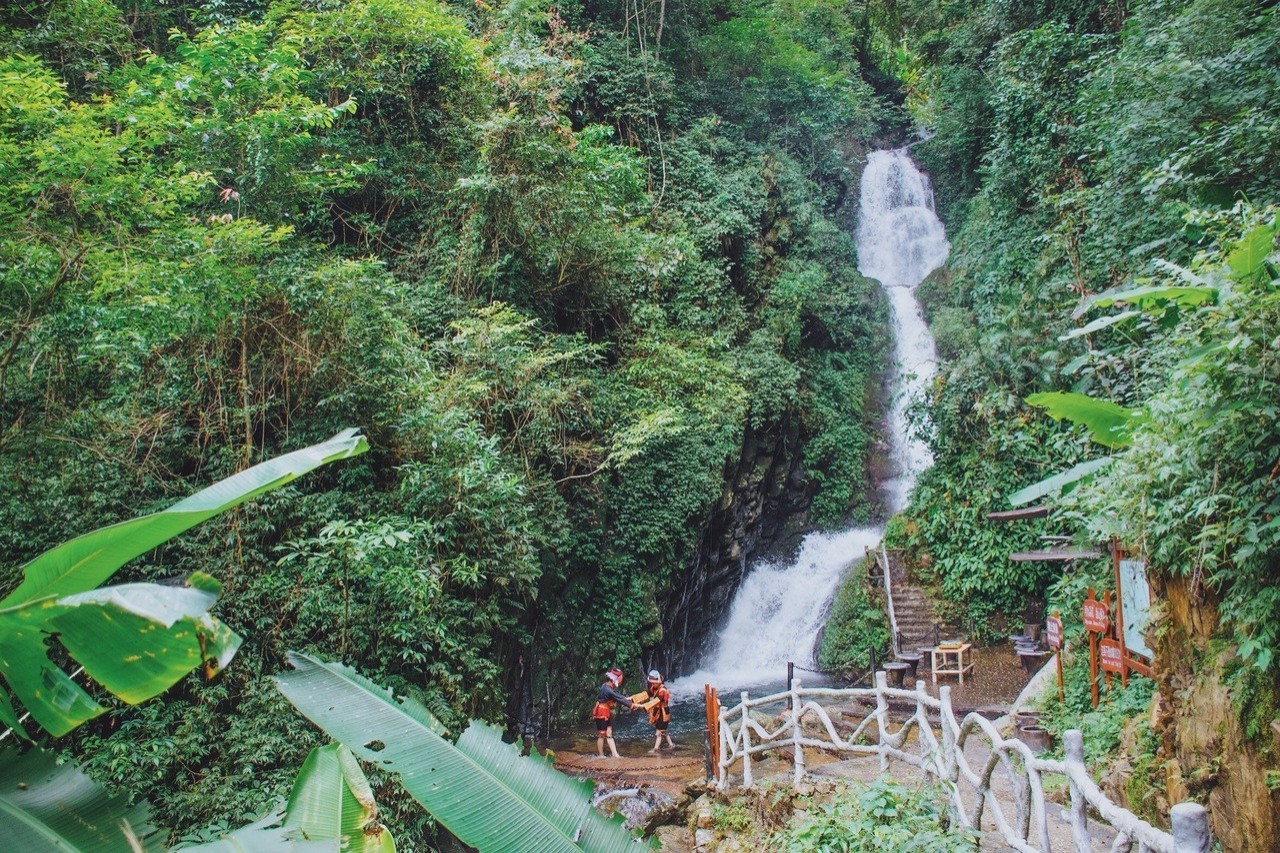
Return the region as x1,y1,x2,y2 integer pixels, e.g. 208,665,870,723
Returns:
592,668,635,758
634,669,674,753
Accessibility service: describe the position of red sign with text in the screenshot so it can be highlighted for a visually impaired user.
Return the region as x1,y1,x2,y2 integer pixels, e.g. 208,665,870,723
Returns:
1045,616,1063,649
1100,638,1124,674
1082,597,1109,633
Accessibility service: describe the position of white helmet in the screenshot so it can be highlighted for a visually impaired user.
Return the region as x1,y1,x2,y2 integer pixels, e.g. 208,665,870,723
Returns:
648,669,662,681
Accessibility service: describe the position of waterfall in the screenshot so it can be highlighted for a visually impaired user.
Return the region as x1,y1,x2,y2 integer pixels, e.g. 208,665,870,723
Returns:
856,149,948,511
669,149,948,697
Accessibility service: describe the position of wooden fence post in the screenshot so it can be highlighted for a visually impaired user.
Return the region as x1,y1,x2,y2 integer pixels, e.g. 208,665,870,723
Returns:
1170,802,1212,853
704,684,720,782
1064,730,1091,852
875,671,889,772
938,684,956,783
791,677,805,787
739,690,753,789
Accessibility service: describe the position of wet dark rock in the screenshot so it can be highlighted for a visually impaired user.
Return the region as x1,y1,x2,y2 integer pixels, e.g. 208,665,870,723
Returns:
654,419,811,676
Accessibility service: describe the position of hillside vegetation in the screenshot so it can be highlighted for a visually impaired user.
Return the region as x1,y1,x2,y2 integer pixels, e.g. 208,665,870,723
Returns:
888,0,1279,844
1,0,896,841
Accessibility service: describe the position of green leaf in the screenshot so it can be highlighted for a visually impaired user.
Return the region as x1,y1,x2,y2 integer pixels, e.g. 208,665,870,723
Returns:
0,582,241,736
1072,283,1217,319
182,744,395,852
0,747,162,851
274,653,641,853
284,744,394,852
1058,310,1141,340
1008,456,1114,507
1,430,368,608
1026,391,1141,448
1227,223,1277,284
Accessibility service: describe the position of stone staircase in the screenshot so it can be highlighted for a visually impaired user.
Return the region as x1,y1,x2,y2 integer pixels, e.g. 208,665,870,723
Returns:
877,547,961,652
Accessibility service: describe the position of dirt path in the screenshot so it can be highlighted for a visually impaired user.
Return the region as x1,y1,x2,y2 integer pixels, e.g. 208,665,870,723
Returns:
554,750,704,799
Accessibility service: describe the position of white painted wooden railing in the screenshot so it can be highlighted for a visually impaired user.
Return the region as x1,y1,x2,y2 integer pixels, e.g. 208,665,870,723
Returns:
715,673,1212,853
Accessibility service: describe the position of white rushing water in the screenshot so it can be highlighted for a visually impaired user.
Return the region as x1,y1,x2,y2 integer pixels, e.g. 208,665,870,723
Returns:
670,148,948,698
856,149,948,511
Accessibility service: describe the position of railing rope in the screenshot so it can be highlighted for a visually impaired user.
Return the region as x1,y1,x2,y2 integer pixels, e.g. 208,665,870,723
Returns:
712,672,1212,853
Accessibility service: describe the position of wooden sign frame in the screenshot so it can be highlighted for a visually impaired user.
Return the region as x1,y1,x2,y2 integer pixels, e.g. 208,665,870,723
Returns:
1081,588,1111,708
1110,539,1153,686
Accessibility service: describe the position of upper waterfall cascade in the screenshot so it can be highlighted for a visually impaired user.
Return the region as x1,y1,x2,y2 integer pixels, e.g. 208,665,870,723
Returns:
670,149,949,697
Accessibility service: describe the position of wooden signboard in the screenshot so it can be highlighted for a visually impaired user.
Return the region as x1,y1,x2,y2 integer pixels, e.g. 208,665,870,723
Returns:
1082,592,1109,633
1047,612,1064,702
1100,638,1124,674
1045,615,1063,650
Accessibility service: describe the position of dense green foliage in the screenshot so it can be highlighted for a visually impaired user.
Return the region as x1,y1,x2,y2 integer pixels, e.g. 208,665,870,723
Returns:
817,558,890,674
774,779,972,851
0,0,892,844
889,0,1280,661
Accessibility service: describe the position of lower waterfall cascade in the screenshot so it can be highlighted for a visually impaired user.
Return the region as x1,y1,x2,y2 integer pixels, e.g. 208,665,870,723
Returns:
669,147,950,698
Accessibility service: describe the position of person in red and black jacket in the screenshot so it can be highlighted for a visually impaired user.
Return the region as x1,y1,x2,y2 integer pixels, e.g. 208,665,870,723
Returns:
635,669,675,753
592,668,635,758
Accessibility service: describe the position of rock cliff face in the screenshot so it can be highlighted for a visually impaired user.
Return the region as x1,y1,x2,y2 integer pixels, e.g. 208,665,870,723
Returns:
1142,575,1280,853
654,417,810,676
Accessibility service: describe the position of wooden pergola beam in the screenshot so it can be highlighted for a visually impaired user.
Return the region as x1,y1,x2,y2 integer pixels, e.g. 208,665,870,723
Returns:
1009,549,1102,562
985,505,1050,522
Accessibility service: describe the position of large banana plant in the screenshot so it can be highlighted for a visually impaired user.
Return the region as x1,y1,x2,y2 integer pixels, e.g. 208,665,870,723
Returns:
182,743,395,852
0,746,161,851
0,741,395,852
275,653,644,853
0,429,368,737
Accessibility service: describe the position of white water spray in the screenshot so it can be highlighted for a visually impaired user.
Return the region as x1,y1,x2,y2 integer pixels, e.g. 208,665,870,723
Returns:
857,149,948,511
670,149,948,697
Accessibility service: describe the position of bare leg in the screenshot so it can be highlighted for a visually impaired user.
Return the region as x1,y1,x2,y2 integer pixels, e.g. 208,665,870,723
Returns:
606,736,622,759
649,733,661,753
596,735,605,757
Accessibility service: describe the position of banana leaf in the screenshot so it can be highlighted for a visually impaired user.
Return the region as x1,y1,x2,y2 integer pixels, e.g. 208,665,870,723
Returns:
1025,392,1141,448
182,744,394,852
1227,222,1277,284
274,653,642,853
1072,280,1216,319
1058,310,1141,341
0,576,240,736
1,429,368,608
0,746,161,851
1008,457,1114,507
